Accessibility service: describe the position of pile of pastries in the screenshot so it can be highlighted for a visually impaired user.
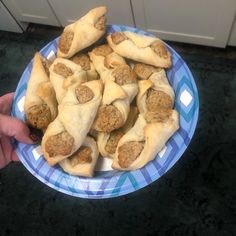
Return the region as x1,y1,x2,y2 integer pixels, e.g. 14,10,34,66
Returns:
24,6,179,177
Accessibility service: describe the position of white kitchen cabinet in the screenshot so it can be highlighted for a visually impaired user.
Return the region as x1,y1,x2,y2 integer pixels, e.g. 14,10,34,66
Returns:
0,2,22,33
131,0,236,47
2,0,60,26
48,0,134,27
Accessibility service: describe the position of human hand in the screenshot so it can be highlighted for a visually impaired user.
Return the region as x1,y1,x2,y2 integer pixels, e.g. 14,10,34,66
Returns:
0,93,37,168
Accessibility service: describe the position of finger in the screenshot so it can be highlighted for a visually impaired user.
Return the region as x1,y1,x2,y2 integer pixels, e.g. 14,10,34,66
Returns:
0,136,13,168
11,150,19,162
0,114,35,144
0,92,15,114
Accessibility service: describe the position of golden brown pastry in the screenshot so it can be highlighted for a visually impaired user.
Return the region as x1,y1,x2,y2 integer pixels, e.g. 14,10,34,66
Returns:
41,80,103,166
112,110,179,171
133,63,162,80
89,44,126,76
57,6,107,58
137,69,175,115
49,58,87,104
92,64,138,133
107,31,172,68
70,53,98,81
24,52,57,130
97,106,138,159
59,136,99,177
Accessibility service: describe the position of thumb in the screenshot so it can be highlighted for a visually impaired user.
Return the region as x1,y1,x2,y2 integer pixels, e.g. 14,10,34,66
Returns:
0,114,34,144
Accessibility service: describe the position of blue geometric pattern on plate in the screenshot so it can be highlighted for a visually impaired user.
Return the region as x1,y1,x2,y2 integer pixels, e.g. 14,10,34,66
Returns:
11,25,199,199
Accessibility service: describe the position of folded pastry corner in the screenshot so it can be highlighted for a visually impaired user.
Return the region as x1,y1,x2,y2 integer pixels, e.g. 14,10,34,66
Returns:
49,58,87,104
41,79,103,166
137,69,175,114
97,106,139,159
24,52,57,130
92,64,138,133
133,63,162,80
112,110,179,171
89,44,126,76
59,136,99,177
70,53,98,81
107,31,172,68
57,6,107,58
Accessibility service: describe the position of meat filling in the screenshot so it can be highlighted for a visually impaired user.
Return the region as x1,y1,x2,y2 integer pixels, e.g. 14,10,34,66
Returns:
111,32,127,44
150,40,168,59
71,54,91,71
58,31,74,54
53,63,73,78
146,89,172,111
75,85,94,103
45,131,74,157
94,105,123,132
93,44,113,56
133,63,160,80
69,146,92,166
118,141,144,168
26,104,51,129
145,109,172,123
112,65,136,86
94,15,106,31
105,130,124,154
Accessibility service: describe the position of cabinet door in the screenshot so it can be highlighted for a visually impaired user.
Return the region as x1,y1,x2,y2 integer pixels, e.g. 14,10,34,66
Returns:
2,0,60,26
0,2,22,33
48,0,134,27
132,0,236,47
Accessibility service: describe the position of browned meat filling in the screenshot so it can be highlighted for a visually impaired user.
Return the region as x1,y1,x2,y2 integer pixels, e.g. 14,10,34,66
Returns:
75,85,94,103
41,56,52,76
26,104,51,129
53,63,73,78
112,64,136,86
94,105,123,132
118,141,144,168
133,63,160,80
70,54,91,71
111,32,127,44
45,131,74,157
69,146,92,166
145,109,172,123
58,31,74,54
93,44,113,56
150,40,168,59
146,89,172,111
94,15,106,31
105,130,124,154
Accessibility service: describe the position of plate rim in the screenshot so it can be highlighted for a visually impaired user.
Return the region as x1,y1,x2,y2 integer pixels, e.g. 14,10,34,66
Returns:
12,24,199,199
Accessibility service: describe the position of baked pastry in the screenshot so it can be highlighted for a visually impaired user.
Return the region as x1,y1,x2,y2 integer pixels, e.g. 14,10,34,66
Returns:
89,44,126,76
97,106,138,159
133,63,162,80
59,136,99,177
41,80,103,166
49,58,87,104
92,64,138,133
57,6,107,58
70,53,98,81
107,31,172,68
137,69,175,115
112,110,179,171
24,52,57,130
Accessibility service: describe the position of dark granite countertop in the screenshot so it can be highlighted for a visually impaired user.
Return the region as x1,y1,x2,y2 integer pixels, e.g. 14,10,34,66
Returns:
0,25,236,236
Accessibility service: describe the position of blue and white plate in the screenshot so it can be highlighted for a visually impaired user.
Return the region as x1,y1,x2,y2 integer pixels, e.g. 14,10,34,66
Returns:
11,25,199,199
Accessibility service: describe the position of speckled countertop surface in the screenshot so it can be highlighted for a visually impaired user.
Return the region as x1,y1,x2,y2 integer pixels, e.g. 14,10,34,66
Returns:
0,25,236,236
